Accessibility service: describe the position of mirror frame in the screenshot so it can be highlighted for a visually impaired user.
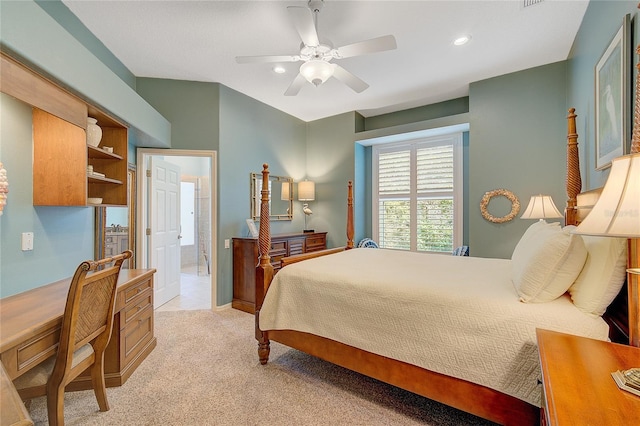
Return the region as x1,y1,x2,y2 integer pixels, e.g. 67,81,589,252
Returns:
95,164,136,266
250,172,293,221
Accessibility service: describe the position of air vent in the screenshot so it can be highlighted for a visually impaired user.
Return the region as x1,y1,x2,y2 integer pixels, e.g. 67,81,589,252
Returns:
523,0,544,7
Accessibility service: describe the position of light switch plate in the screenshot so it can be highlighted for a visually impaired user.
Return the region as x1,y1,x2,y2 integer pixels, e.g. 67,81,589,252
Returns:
21,232,34,251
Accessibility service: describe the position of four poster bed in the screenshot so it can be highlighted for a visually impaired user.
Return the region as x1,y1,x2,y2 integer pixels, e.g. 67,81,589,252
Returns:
253,109,635,425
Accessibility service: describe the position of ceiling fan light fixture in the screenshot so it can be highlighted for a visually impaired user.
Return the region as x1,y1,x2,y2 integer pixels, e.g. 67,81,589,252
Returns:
300,60,334,86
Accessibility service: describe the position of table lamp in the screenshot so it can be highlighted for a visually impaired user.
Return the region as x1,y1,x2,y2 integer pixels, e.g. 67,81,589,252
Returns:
520,194,563,222
572,152,640,394
298,180,315,233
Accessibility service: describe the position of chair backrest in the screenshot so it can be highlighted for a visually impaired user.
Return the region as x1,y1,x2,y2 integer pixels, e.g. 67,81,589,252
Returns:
452,245,469,256
53,251,132,377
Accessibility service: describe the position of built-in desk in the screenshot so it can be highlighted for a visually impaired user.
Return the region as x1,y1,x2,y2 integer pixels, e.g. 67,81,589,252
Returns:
0,269,157,390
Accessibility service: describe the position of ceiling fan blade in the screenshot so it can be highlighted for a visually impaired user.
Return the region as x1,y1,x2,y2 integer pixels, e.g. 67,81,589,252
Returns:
284,73,307,96
236,55,299,64
287,6,319,47
332,64,369,93
336,35,397,59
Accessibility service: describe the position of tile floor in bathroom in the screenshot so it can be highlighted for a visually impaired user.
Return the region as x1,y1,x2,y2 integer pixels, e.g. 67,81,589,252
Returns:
155,264,211,311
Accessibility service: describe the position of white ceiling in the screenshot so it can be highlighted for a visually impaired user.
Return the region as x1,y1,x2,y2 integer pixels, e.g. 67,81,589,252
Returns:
61,0,589,122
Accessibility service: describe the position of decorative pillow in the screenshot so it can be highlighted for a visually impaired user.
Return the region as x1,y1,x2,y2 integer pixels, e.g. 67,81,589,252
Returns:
512,223,588,303
568,236,627,316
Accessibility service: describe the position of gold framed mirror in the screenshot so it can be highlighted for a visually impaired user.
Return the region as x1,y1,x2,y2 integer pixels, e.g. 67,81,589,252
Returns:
95,164,136,267
250,173,293,221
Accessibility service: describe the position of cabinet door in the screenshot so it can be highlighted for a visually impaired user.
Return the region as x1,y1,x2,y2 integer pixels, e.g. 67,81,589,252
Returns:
288,238,305,255
33,109,87,206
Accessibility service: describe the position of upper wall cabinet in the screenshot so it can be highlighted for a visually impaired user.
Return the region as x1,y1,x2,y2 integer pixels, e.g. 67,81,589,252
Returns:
0,53,128,207
33,108,128,207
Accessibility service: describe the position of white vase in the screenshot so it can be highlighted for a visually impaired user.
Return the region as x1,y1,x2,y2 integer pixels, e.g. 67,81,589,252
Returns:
86,117,102,147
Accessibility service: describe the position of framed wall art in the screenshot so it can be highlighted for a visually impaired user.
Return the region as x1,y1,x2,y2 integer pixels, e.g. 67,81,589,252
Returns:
595,14,631,170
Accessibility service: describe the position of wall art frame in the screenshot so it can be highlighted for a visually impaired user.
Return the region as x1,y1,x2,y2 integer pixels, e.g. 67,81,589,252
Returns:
595,13,631,170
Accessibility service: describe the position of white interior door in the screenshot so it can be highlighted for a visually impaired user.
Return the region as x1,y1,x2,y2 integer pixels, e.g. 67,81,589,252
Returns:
149,157,181,308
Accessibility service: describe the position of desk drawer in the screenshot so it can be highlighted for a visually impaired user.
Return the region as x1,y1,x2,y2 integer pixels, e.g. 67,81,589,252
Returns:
116,277,153,312
12,327,60,378
121,290,153,327
123,305,153,367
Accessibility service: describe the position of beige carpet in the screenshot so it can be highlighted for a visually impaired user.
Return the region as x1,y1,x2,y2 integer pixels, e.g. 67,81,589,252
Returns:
26,309,496,425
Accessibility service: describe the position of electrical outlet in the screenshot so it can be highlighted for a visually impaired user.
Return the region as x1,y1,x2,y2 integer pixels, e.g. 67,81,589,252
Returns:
224,239,230,249
21,232,34,251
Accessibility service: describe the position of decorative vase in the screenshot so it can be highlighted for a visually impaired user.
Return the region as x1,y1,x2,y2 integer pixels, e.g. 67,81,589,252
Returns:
86,117,102,147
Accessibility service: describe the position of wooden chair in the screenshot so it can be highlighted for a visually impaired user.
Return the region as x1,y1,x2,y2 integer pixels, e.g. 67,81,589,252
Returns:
13,250,132,426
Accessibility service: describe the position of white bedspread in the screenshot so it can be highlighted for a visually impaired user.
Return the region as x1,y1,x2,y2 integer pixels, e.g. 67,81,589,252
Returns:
259,248,610,406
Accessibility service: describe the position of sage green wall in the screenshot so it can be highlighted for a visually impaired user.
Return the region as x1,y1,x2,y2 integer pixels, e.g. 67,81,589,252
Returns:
0,0,170,148
306,113,359,248
136,80,307,306
218,86,306,305
136,78,221,151
0,1,168,297
566,1,639,190
34,0,136,89
364,97,469,131
468,61,567,259
0,93,94,297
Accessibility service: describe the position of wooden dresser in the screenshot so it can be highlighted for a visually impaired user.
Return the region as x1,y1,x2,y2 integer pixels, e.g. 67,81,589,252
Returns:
232,232,327,313
0,269,157,390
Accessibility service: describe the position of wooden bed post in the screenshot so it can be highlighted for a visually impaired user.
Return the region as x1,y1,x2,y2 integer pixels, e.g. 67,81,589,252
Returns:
564,108,581,226
346,180,354,249
255,163,274,364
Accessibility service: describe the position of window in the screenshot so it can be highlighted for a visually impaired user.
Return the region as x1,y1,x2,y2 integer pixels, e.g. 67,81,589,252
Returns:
373,133,463,253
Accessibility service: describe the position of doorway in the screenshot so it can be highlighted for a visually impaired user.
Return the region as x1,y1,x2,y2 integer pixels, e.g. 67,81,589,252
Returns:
137,149,217,311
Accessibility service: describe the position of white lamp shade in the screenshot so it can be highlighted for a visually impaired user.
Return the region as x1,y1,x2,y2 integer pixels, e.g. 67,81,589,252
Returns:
520,195,563,219
574,153,640,237
298,180,315,201
281,181,290,201
300,60,334,86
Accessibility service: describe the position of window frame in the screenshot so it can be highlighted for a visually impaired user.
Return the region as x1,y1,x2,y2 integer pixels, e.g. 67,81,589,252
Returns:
372,133,463,253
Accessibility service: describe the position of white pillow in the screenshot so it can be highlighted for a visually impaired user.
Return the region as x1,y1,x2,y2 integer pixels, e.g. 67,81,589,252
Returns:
512,223,588,303
512,220,561,254
568,236,627,316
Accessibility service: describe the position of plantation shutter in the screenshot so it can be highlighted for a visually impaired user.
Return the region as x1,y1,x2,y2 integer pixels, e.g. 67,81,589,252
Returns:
416,145,454,252
378,150,411,249
374,135,460,253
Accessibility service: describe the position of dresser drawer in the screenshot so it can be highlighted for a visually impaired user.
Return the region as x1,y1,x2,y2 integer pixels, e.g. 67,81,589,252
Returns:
306,234,326,251
270,241,288,270
123,305,153,367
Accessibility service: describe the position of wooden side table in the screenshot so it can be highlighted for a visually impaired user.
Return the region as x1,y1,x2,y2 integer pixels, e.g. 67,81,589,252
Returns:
537,328,640,425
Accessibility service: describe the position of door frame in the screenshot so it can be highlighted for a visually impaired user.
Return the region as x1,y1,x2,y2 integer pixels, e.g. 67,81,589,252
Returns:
137,148,218,310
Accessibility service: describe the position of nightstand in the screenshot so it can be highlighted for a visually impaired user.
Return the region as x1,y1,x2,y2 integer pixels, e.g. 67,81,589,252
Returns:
536,329,640,425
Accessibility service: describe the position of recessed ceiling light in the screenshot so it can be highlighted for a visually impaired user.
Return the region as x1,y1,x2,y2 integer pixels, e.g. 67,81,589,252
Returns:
453,35,471,46
273,66,286,74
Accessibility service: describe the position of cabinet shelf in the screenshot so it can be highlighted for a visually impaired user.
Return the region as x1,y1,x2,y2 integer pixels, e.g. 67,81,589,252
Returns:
88,145,123,160
87,173,123,185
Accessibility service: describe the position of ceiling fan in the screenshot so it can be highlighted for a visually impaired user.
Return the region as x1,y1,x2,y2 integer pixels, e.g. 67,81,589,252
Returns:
235,0,397,96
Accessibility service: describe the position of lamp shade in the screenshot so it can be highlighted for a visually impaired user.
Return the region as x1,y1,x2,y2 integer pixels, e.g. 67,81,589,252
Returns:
520,195,563,220
574,153,640,237
298,180,315,201
300,60,334,86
